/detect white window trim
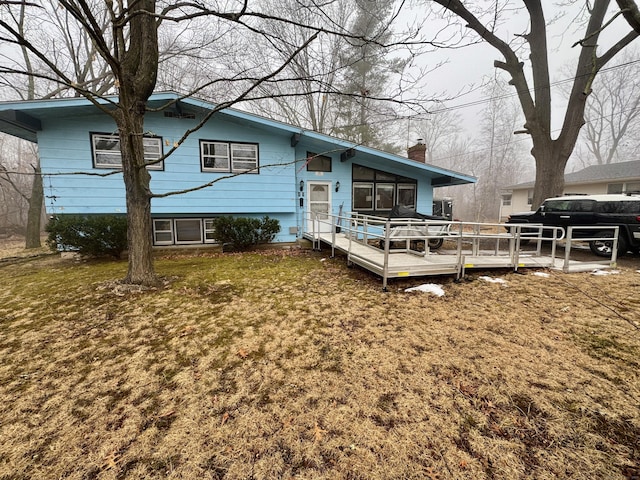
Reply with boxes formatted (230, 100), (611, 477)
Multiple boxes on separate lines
(153, 219), (174, 245)
(174, 219), (203, 245)
(201, 141), (230, 172)
(200, 140), (259, 173)
(92, 133), (163, 170)
(353, 182), (374, 211)
(230, 143), (259, 173)
(204, 219), (217, 243)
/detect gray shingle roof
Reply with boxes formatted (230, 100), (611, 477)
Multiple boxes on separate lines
(507, 160), (640, 189)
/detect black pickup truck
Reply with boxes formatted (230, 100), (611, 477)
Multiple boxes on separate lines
(506, 194), (640, 257)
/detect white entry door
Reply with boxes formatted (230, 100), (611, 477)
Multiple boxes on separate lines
(307, 181), (332, 235)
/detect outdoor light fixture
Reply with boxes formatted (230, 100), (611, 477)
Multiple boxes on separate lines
(299, 180), (304, 192)
(335, 181), (341, 192)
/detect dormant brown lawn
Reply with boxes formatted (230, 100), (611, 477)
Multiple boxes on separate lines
(0, 246), (639, 479)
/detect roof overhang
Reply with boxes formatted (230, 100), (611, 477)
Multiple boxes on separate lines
(0, 91), (477, 187)
(0, 109), (41, 142)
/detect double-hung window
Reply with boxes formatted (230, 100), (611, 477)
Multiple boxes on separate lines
(201, 142), (230, 171)
(201, 140), (259, 173)
(91, 133), (163, 170)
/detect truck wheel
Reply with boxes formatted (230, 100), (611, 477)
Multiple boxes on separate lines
(589, 231), (628, 257)
(428, 238), (444, 250)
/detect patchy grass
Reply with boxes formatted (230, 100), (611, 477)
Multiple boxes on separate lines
(0, 247), (639, 479)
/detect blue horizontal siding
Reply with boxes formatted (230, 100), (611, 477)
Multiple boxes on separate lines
(40, 111), (298, 215)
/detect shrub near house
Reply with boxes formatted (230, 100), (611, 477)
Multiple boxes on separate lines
(212, 216), (280, 251)
(45, 214), (281, 257)
(46, 215), (128, 258)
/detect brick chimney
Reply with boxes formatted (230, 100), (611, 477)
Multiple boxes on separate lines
(407, 139), (426, 163)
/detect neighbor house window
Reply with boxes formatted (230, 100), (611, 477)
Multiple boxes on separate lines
(626, 181), (640, 194)
(306, 152), (332, 172)
(502, 194), (512, 206)
(527, 189), (533, 205)
(607, 183), (623, 194)
(91, 133), (163, 169)
(153, 219), (173, 245)
(200, 140), (259, 173)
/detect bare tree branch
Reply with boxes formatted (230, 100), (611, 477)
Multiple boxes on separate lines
(616, 0), (640, 33)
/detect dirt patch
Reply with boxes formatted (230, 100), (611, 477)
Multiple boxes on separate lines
(0, 248), (639, 479)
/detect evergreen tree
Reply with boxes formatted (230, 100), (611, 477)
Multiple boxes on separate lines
(333, 0), (405, 152)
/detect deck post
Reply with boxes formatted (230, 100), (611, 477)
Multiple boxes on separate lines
(382, 219), (391, 291)
(331, 213), (336, 258)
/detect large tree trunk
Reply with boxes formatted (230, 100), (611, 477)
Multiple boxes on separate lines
(432, 0), (638, 211)
(531, 142), (568, 207)
(116, 106), (157, 286)
(24, 164), (43, 248)
(113, 0), (159, 285)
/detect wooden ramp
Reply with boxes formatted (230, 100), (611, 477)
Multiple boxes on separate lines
(304, 213), (616, 289)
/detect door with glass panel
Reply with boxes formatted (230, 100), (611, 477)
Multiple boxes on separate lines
(307, 182), (332, 235)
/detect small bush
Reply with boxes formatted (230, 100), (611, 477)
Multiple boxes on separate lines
(212, 216), (280, 251)
(46, 215), (128, 258)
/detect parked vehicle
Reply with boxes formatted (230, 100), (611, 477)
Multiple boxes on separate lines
(432, 197), (453, 220)
(383, 204), (450, 250)
(506, 194), (640, 257)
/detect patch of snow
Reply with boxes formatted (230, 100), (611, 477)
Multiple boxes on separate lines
(405, 284), (445, 296)
(320, 258), (327, 262)
(479, 276), (508, 284)
(533, 272), (550, 278)
(591, 269), (620, 276)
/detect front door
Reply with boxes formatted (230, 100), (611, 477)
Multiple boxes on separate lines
(307, 181), (332, 235)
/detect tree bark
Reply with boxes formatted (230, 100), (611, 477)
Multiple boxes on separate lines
(114, 0), (159, 285)
(617, 0), (640, 33)
(25, 164), (43, 248)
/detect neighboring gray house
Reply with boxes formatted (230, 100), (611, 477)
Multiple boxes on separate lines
(500, 160), (640, 220)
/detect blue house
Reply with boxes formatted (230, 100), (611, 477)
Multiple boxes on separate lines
(0, 92), (475, 246)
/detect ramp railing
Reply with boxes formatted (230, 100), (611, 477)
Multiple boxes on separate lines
(304, 211), (566, 288)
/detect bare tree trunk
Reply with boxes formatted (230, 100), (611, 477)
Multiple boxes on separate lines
(113, 0), (159, 285)
(532, 143), (567, 206)
(432, 0), (638, 210)
(116, 106), (156, 285)
(25, 164), (42, 248)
